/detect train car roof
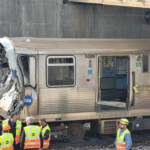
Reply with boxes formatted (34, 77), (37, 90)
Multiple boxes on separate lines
(10, 37), (150, 54)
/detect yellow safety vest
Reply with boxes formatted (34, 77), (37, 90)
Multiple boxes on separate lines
(41, 124), (51, 149)
(2, 119), (22, 144)
(116, 128), (131, 150)
(0, 133), (14, 150)
(24, 125), (41, 149)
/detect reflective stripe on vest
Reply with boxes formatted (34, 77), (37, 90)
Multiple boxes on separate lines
(2, 119), (9, 131)
(41, 124), (51, 149)
(0, 133), (14, 150)
(43, 139), (50, 149)
(2, 119), (22, 144)
(24, 125), (41, 149)
(116, 128), (130, 150)
(15, 120), (22, 144)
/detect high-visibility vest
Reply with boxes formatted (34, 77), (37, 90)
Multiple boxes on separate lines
(41, 124), (51, 149)
(116, 128), (131, 150)
(2, 119), (22, 145)
(0, 133), (14, 150)
(24, 125), (41, 149)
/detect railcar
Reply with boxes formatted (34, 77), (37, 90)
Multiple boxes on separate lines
(1, 38), (150, 138)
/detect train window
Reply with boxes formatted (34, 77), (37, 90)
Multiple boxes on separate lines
(102, 56), (115, 76)
(142, 55), (149, 72)
(47, 56), (75, 87)
(116, 56), (128, 74)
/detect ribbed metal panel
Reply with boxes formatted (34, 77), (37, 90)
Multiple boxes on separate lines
(39, 88), (95, 114)
(135, 91), (150, 108)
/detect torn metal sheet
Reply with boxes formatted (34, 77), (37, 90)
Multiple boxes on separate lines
(0, 37), (24, 117)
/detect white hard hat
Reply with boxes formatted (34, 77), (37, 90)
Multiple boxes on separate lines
(26, 116), (34, 123)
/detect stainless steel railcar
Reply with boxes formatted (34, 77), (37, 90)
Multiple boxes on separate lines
(1, 38), (150, 137)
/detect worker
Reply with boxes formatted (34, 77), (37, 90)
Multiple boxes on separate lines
(0, 124), (14, 150)
(0, 112), (22, 150)
(20, 116), (43, 150)
(115, 118), (132, 150)
(39, 118), (51, 150)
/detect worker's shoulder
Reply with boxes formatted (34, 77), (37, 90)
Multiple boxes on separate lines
(125, 128), (131, 133)
(2, 119), (9, 123)
(16, 120), (22, 123)
(24, 125), (40, 129)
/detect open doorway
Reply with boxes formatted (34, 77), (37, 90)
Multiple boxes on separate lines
(98, 56), (129, 111)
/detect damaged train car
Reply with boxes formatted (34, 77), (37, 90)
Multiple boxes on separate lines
(1, 37), (150, 138)
(0, 38), (23, 117)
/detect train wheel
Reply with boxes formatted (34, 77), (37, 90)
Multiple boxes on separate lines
(68, 122), (85, 141)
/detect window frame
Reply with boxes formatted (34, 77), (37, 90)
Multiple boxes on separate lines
(46, 56), (76, 88)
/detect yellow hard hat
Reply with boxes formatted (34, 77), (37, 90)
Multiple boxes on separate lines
(3, 124), (11, 131)
(120, 118), (129, 125)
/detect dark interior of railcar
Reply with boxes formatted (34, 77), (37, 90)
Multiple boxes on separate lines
(99, 56), (129, 111)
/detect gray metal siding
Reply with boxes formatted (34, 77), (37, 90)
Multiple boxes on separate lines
(39, 88), (95, 114)
(135, 91), (150, 108)
(131, 55), (150, 109)
(38, 54), (97, 115)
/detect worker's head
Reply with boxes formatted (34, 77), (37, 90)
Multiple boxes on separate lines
(10, 112), (21, 122)
(119, 118), (129, 129)
(3, 124), (11, 132)
(39, 118), (47, 126)
(26, 116), (34, 125)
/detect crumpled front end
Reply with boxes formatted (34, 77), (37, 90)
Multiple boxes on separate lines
(0, 37), (24, 117)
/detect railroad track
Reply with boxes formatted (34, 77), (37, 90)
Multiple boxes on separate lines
(50, 130), (150, 150)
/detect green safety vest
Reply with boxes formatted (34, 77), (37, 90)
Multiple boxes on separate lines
(41, 124), (51, 137)
(0, 133), (14, 150)
(41, 124), (51, 149)
(24, 125), (41, 149)
(2, 119), (22, 144)
(116, 128), (131, 150)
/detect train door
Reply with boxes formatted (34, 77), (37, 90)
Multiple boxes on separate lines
(98, 56), (130, 111)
